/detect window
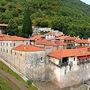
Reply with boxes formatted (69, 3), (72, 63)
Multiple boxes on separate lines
(62, 57), (68, 63)
(6, 49), (8, 53)
(1, 42), (2, 46)
(3, 49), (5, 52)
(40, 57), (44, 63)
(26, 42), (28, 45)
(20, 54), (22, 56)
(13, 43), (15, 46)
(11, 50), (12, 54)
(1, 48), (2, 52)
(6, 43), (8, 46)
(10, 43), (12, 47)
(15, 52), (16, 55)
(3, 43), (4, 46)
(41, 57), (42, 60)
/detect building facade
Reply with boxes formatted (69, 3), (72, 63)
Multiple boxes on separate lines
(48, 47), (90, 88)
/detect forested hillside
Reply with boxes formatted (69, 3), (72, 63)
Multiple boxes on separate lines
(0, 0), (90, 38)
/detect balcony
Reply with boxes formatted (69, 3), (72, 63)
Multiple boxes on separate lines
(78, 60), (90, 65)
(50, 60), (68, 68)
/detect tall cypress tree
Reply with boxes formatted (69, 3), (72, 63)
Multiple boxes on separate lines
(22, 6), (32, 38)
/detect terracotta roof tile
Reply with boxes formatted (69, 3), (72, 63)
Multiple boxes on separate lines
(0, 34), (28, 41)
(56, 35), (69, 40)
(56, 35), (75, 41)
(48, 47), (90, 59)
(64, 36), (75, 41)
(13, 44), (44, 52)
(36, 39), (67, 46)
(75, 39), (90, 44)
(29, 35), (44, 41)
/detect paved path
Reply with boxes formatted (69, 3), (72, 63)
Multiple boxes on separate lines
(0, 69), (28, 90)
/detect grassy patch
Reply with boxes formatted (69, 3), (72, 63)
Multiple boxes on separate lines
(0, 61), (38, 90)
(0, 61), (24, 82)
(0, 76), (13, 90)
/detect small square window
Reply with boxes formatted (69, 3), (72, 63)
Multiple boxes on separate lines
(1, 48), (2, 51)
(6, 43), (8, 46)
(10, 43), (12, 47)
(20, 54), (22, 56)
(26, 42), (28, 45)
(11, 50), (12, 54)
(15, 52), (16, 55)
(6, 49), (8, 53)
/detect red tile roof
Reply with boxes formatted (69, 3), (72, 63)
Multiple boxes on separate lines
(0, 34), (28, 41)
(13, 44), (44, 52)
(36, 39), (67, 46)
(75, 39), (90, 44)
(56, 35), (75, 41)
(64, 36), (75, 41)
(56, 35), (69, 40)
(29, 35), (44, 41)
(48, 47), (90, 59)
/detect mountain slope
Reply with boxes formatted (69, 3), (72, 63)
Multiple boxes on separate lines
(0, 0), (90, 38)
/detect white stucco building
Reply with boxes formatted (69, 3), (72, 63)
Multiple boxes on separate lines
(0, 34), (30, 60)
(48, 47), (90, 88)
(12, 44), (46, 80)
(1, 33), (90, 88)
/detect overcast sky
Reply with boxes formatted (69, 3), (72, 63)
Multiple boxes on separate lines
(80, 0), (90, 5)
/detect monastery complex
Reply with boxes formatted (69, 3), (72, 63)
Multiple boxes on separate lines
(0, 30), (90, 88)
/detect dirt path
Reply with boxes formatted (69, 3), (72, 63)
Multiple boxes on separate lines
(0, 69), (28, 90)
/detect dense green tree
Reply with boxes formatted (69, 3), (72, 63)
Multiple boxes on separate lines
(22, 6), (32, 37)
(7, 19), (18, 35)
(39, 20), (48, 27)
(0, 0), (90, 38)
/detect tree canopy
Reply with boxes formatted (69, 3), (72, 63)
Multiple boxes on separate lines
(0, 0), (90, 38)
(22, 6), (32, 38)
